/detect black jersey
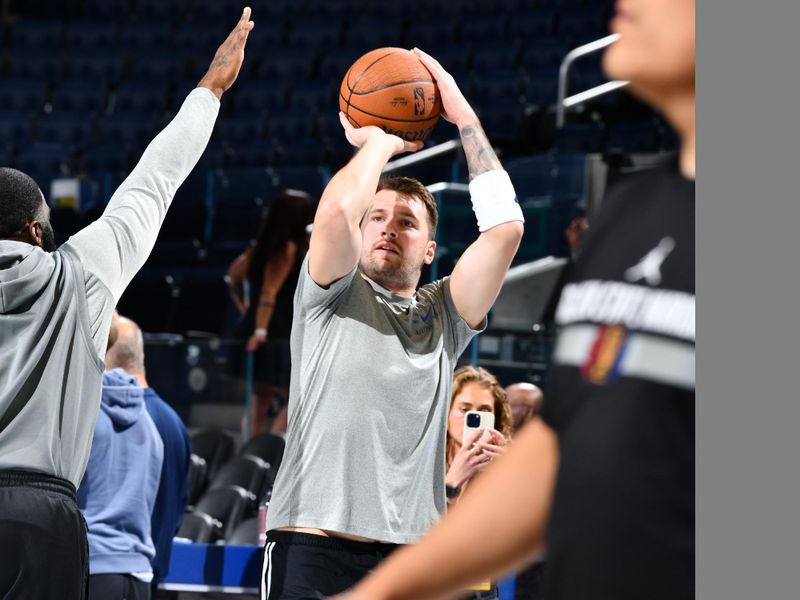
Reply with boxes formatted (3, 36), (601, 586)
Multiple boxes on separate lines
(541, 156), (695, 600)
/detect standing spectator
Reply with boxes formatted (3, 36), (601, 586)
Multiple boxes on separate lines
(226, 190), (314, 436)
(0, 10), (253, 598)
(78, 367), (164, 600)
(105, 313), (191, 588)
(338, 0), (696, 598)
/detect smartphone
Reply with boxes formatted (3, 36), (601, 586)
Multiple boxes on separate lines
(462, 410), (495, 447)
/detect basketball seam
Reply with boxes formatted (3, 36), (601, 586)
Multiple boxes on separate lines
(346, 79), (436, 95)
(345, 50), (397, 123)
(338, 91), (439, 124)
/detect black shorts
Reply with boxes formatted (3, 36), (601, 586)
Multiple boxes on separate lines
(0, 470), (89, 600)
(261, 531), (400, 600)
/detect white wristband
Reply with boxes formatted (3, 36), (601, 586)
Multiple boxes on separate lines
(254, 328), (267, 336)
(469, 170), (525, 232)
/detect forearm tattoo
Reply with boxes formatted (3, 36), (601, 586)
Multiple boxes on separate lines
(459, 122), (502, 181)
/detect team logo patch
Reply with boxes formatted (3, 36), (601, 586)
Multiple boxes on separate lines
(580, 324), (630, 385)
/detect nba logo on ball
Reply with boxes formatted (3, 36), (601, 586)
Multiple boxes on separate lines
(413, 88), (425, 116)
(340, 48), (442, 141)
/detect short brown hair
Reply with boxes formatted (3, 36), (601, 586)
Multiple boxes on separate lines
(376, 175), (438, 239)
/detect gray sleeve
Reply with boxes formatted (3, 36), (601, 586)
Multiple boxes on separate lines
(295, 252), (358, 317)
(428, 277), (487, 358)
(63, 87), (220, 354)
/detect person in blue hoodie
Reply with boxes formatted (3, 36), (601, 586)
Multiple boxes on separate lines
(77, 367), (164, 600)
(105, 313), (191, 588)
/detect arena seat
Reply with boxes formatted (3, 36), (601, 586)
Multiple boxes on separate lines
(191, 429), (237, 483)
(194, 485), (250, 542)
(208, 455), (271, 503)
(226, 517), (260, 546)
(187, 453), (209, 509)
(175, 511), (220, 544)
(239, 432), (285, 473)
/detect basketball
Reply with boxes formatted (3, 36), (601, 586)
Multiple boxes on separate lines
(339, 47), (442, 142)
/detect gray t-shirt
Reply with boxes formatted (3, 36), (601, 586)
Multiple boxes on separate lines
(265, 255), (484, 543)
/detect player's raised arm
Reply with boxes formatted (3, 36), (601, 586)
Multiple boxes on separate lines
(308, 115), (421, 288)
(412, 48), (524, 330)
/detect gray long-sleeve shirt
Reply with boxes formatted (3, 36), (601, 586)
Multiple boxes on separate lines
(0, 87), (219, 486)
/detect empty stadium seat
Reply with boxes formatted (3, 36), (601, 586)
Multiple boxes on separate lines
(194, 485), (250, 542)
(191, 429), (237, 482)
(175, 511), (220, 543)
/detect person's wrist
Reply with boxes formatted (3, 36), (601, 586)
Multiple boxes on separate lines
(197, 76), (224, 100)
(254, 328), (267, 336)
(454, 111), (479, 130)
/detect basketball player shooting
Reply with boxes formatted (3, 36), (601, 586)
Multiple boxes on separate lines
(259, 49), (525, 599)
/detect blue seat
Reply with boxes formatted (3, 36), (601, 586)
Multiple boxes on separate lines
(224, 140), (274, 168)
(96, 112), (155, 146)
(472, 40), (522, 72)
(133, 0), (186, 21)
(126, 54), (187, 83)
(285, 20), (343, 50)
(268, 165), (327, 200)
(555, 123), (604, 153)
(49, 81), (108, 113)
(475, 102), (525, 145)
(525, 68), (559, 106)
(460, 15), (507, 41)
(343, 17), (404, 50)
(174, 24), (226, 58)
(8, 19), (63, 49)
(36, 111), (96, 149)
(68, 52), (125, 85)
(288, 82), (335, 115)
(79, 142), (130, 174)
(556, 7), (611, 41)
(13, 142), (72, 186)
(267, 109), (315, 140)
(606, 122), (661, 153)
(520, 37), (567, 70)
(0, 80), (50, 112)
(111, 83), (168, 114)
(509, 12), (556, 39)
(254, 51), (315, 81)
(63, 20), (118, 52)
(81, 0), (130, 20)
(118, 21), (172, 48)
(6, 53), (65, 81)
(405, 21), (459, 48)
(231, 82), (288, 114)
(216, 112), (267, 143)
(317, 49), (362, 82)
(0, 111), (35, 146)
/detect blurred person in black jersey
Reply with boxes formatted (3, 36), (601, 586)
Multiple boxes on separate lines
(339, 0), (695, 599)
(0, 9), (254, 599)
(226, 189), (314, 436)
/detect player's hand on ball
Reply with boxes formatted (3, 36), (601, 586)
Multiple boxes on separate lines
(412, 47), (477, 128)
(338, 112), (423, 156)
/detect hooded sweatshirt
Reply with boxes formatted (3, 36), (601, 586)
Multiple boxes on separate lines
(0, 87), (219, 487)
(77, 369), (164, 576)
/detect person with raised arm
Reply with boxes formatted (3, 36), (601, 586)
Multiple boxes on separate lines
(0, 8), (254, 598)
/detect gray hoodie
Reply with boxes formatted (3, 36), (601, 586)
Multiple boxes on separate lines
(0, 87), (219, 486)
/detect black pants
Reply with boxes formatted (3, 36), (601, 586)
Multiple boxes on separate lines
(89, 574), (150, 600)
(0, 470), (89, 600)
(261, 531), (400, 600)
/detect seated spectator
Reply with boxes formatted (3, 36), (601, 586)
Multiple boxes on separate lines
(445, 366), (513, 600)
(505, 382), (544, 433)
(105, 313), (191, 589)
(78, 330), (164, 600)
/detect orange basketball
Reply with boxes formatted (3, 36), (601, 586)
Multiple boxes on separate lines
(339, 48), (442, 142)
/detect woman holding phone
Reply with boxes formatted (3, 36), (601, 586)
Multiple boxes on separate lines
(445, 366), (513, 505)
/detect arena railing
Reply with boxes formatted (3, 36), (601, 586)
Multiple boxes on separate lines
(557, 33), (630, 128)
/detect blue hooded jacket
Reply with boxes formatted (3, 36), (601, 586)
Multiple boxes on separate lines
(77, 369), (164, 575)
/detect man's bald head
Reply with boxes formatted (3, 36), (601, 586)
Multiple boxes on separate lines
(105, 314), (145, 379)
(505, 382), (544, 432)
